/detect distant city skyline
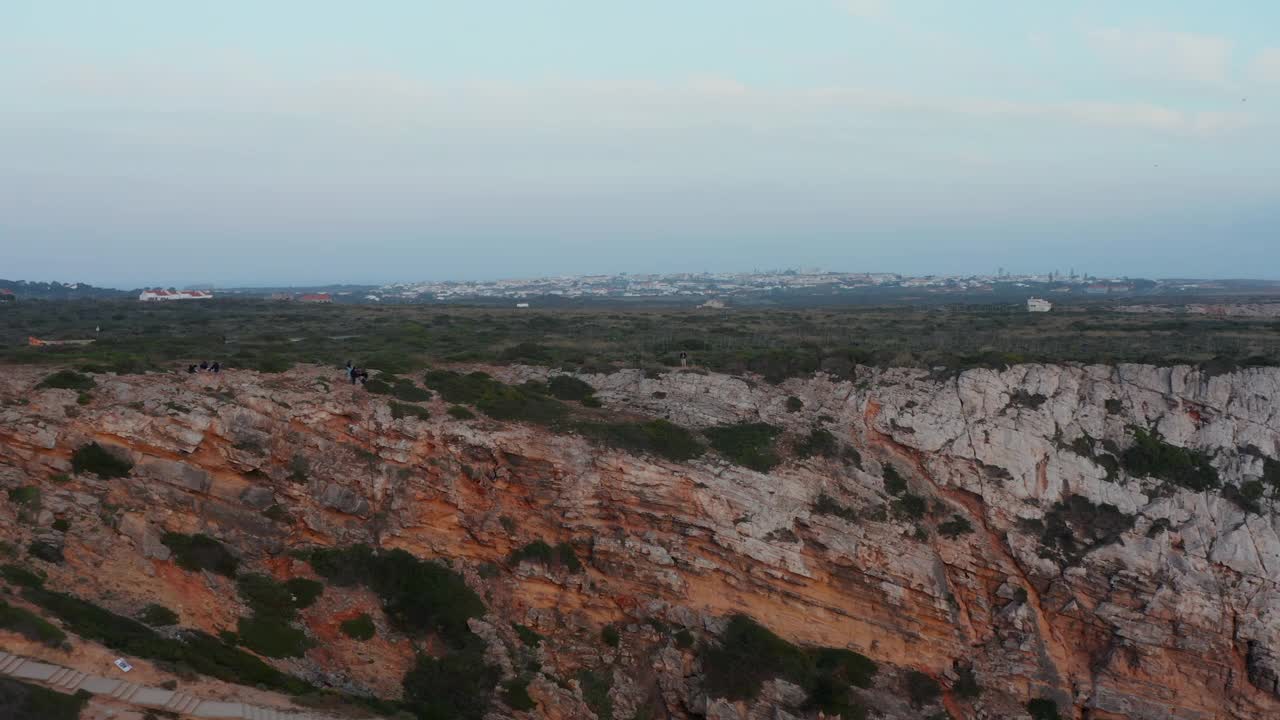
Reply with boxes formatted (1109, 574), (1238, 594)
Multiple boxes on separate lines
(3, 1), (1278, 286)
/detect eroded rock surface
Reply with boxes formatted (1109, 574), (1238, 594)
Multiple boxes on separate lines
(1, 362), (1278, 719)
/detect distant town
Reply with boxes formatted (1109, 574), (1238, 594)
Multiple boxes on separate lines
(2, 270), (1279, 307)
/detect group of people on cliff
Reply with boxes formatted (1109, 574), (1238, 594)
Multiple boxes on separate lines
(187, 360), (221, 374)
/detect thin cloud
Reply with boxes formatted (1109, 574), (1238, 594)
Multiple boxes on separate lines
(1254, 48), (1280, 84)
(1086, 27), (1233, 86)
(834, 0), (887, 19)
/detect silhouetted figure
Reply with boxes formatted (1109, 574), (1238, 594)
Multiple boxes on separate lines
(679, 351), (688, 368)
(188, 364), (197, 374)
(211, 362), (221, 373)
(200, 361), (209, 371)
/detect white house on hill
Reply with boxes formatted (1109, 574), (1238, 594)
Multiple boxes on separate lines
(1026, 297), (1052, 312)
(139, 289), (213, 302)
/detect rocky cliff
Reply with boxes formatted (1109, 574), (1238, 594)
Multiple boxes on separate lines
(1, 362), (1278, 720)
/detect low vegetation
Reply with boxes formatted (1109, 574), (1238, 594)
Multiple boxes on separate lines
(390, 402), (431, 420)
(0, 599), (67, 646)
(402, 636), (499, 720)
(1027, 698), (1062, 720)
(794, 428), (839, 459)
(937, 515), (975, 539)
(70, 442), (133, 479)
(705, 422), (782, 471)
(305, 545), (485, 647)
(811, 493), (858, 523)
(36, 369), (96, 391)
(577, 669), (614, 720)
(501, 678), (536, 711)
(547, 375), (597, 402)
(1029, 494), (1135, 564)
(507, 540), (583, 573)
(905, 670), (941, 707)
(161, 533), (239, 577)
(1121, 427), (1219, 491)
(340, 613), (376, 640)
(0, 677), (90, 720)
(138, 604), (179, 626)
(702, 614), (876, 718)
(20, 587), (311, 694)
(573, 419), (703, 462)
(366, 375), (433, 402)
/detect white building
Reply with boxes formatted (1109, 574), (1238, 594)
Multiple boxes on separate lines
(1026, 297), (1053, 313)
(139, 289), (213, 302)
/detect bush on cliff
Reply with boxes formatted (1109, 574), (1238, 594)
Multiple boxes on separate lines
(547, 375), (596, 402)
(306, 545), (484, 648)
(20, 587), (311, 694)
(0, 677), (90, 720)
(705, 423), (781, 472)
(1121, 427), (1219, 491)
(507, 540), (583, 573)
(0, 599), (67, 646)
(340, 613), (376, 640)
(701, 614), (875, 717)
(574, 419), (704, 462)
(70, 442), (133, 479)
(36, 370), (96, 391)
(161, 533), (239, 577)
(402, 636), (499, 720)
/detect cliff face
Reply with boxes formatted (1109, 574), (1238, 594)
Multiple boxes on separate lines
(1, 362), (1279, 720)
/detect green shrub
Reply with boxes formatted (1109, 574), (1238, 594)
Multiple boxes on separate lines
(581, 395), (603, 408)
(499, 342), (553, 364)
(882, 465), (906, 495)
(502, 678), (536, 711)
(402, 639), (500, 720)
(906, 670), (941, 707)
(37, 370), (96, 391)
(1121, 427), (1219, 491)
(577, 669), (614, 720)
(548, 375), (596, 402)
(1007, 390), (1047, 409)
(23, 586), (314, 691)
(307, 545), (485, 647)
(7, 486), (39, 506)
(236, 614), (312, 658)
(1027, 698), (1062, 720)
(812, 494), (858, 523)
(1105, 398), (1123, 414)
(843, 446), (863, 469)
(953, 664), (981, 699)
(893, 493), (927, 520)
(702, 614), (876, 714)
(513, 623), (543, 647)
(390, 402), (430, 420)
(51, 518), (69, 532)
(162, 533), (238, 577)
(71, 442), (133, 479)
(139, 604), (179, 626)
(575, 419), (704, 462)
(447, 405), (476, 420)
(285, 578), (324, 609)
(1036, 495), (1135, 564)
(237, 574), (299, 620)
(0, 677), (90, 720)
(1, 564), (45, 588)
(705, 423), (782, 472)
(675, 628), (694, 648)
(795, 428), (838, 459)
(601, 625), (620, 647)
(508, 541), (583, 573)
(0, 599), (67, 646)
(937, 515), (974, 539)
(27, 541), (63, 563)
(337, 613), (375, 640)
(369, 376), (433, 403)
(786, 396), (804, 412)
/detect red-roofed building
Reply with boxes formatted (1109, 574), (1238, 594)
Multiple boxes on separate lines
(298, 293), (333, 303)
(0, 289), (14, 303)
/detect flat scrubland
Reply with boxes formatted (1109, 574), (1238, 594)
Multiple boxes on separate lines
(3, 299), (1278, 380)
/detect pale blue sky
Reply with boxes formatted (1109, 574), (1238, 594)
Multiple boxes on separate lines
(1, 1), (1277, 286)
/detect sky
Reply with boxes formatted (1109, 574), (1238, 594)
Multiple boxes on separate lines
(1, 0), (1278, 287)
